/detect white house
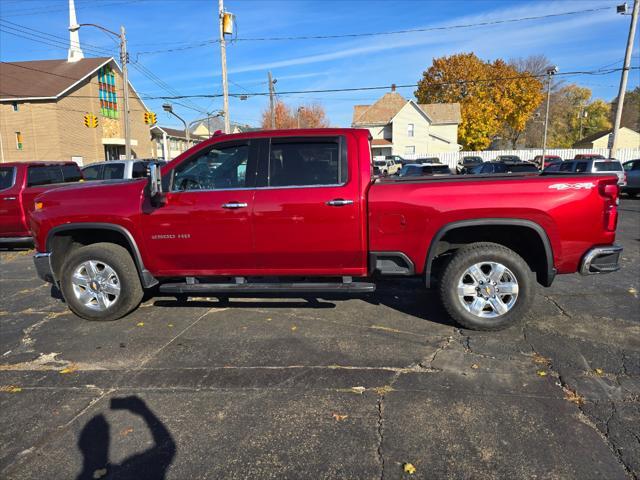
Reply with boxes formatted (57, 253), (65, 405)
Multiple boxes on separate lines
(351, 88), (461, 158)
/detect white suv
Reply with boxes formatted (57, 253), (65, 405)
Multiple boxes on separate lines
(82, 160), (166, 181)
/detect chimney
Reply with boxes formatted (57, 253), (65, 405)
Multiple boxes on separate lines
(67, 0), (84, 62)
(391, 84), (396, 92)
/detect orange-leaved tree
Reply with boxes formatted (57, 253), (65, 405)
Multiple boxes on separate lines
(260, 101), (330, 129)
(414, 53), (543, 150)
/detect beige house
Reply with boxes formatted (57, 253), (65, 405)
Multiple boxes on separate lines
(151, 125), (208, 160)
(351, 88), (461, 158)
(0, 57), (154, 164)
(573, 127), (640, 149)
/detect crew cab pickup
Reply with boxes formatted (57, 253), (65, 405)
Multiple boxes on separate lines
(1, 162), (82, 246)
(30, 129), (623, 330)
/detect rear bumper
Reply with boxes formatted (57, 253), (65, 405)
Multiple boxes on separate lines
(580, 245), (623, 275)
(34, 252), (55, 284)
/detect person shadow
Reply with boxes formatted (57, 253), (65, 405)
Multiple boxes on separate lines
(76, 396), (176, 480)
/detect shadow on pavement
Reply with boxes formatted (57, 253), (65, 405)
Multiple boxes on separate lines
(152, 278), (457, 328)
(77, 396), (175, 480)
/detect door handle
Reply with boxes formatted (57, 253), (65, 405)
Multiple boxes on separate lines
(2, 197), (16, 201)
(222, 202), (248, 209)
(326, 199), (354, 207)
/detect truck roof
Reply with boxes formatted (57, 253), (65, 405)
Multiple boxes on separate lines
(1, 161), (79, 168)
(196, 127), (371, 143)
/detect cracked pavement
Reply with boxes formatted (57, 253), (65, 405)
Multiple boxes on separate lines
(0, 198), (638, 479)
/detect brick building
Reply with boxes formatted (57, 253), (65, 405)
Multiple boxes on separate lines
(0, 57), (155, 165)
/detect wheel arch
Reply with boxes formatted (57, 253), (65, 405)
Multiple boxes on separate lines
(46, 223), (158, 288)
(424, 219), (556, 288)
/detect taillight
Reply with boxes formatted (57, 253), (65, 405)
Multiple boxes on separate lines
(599, 181), (619, 231)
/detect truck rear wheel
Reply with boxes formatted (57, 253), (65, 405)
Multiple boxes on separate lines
(438, 242), (534, 331)
(60, 242), (143, 321)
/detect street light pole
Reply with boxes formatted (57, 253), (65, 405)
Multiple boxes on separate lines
(610, 0), (639, 158)
(120, 26), (131, 160)
(219, 0), (231, 134)
(541, 66), (558, 161)
(163, 103), (190, 149)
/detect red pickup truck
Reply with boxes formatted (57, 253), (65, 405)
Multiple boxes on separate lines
(30, 129), (622, 330)
(0, 162), (83, 246)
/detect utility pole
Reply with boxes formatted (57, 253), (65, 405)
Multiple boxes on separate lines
(541, 65), (558, 161)
(610, 0), (639, 158)
(120, 25), (131, 160)
(219, 0), (230, 134)
(268, 71), (276, 129)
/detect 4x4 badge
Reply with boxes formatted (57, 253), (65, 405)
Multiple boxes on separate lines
(548, 182), (595, 190)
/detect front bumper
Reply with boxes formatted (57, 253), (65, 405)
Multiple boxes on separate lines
(580, 245), (623, 275)
(33, 252), (55, 284)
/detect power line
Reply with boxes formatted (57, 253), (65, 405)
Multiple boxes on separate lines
(134, 5), (614, 55)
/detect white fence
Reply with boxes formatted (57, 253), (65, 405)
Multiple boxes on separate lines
(397, 148), (640, 169)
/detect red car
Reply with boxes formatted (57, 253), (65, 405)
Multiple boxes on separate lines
(533, 155), (562, 170)
(0, 162), (83, 247)
(30, 129), (622, 331)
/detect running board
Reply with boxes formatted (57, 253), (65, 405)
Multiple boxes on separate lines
(159, 281), (376, 295)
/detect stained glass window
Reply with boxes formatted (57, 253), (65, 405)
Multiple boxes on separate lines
(98, 66), (118, 118)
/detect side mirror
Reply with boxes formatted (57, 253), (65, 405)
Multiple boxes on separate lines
(148, 163), (166, 206)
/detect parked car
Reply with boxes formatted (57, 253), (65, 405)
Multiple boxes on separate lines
(543, 159), (626, 186)
(1, 162), (83, 247)
(494, 155), (522, 163)
(456, 156), (483, 174)
(416, 157), (441, 164)
(82, 160), (166, 181)
(397, 163), (451, 177)
(533, 155), (562, 170)
(470, 162), (539, 175)
(31, 128), (622, 331)
(622, 159), (640, 197)
(574, 153), (605, 160)
(385, 155), (408, 166)
(373, 159), (400, 176)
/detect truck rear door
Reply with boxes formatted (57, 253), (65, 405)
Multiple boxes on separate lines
(251, 135), (367, 276)
(0, 166), (23, 236)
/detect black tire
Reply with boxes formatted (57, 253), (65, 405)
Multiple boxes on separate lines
(438, 242), (535, 331)
(60, 242), (144, 321)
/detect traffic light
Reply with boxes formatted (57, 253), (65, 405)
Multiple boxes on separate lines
(83, 113), (98, 128)
(144, 111), (157, 125)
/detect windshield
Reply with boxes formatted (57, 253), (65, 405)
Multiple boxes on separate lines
(0, 167), (15, 190)
(430, 165), (450, 174)
(594, 161), (622, 172)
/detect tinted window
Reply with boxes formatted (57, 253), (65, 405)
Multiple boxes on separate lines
(560, 162), (574, 172)
(575, 162), (589, 173)
(132, 161), (148, 178)
(61, 164), (82, 182)
(82, 165), (102, 180)
(27, 166), (64, 186)
(429, 165), (451, 174)
(594, 162), (622, 172)
(102, 163), (125, 179)
(173, 143), (249, 191)
(0, 167), (15, 190)
(269, 140), (344, 187)
(508, 164), (538, 173)
(493, 164), (509, 173)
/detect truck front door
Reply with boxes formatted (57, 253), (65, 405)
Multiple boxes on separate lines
(141, 140), (257, 275)
(251, 135), (367, 276)
(0, 167), (23, 236)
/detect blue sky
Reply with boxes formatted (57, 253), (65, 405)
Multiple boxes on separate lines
(1, 0), (638, 129)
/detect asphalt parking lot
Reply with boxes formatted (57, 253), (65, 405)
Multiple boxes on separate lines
(1, 199), (638, 480)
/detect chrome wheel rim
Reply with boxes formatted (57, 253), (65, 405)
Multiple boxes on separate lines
(457, 261), (519, 318)
(71, 260), (121, 311)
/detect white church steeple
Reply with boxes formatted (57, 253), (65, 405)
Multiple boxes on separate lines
(67, 0), (84, 62)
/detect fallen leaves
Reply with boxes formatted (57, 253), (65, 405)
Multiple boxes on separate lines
(59, 364), (78, 374)
(291, 325), (297, 331)
(93, 467), (108, 479)
(120, 427), (134, 437)
(532, 353), (551, 366)
(332, 413), (348, 422)
(536, 370), (547, 377)
(563, 387), (585, 406)
(136, 322), (145, 327)
(337, 386), (366, 395)
(372, 385), (395, 395)
(403, 462), (417, 474)
(470, 363), (480, 369)
(0, 385), (22, 393)
(168, 323), (174, 328)
(593, 368), (605, 377)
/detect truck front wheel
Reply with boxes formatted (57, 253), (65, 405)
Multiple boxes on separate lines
(438, 242), (534, 331)
(60, 242), (144, 321)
